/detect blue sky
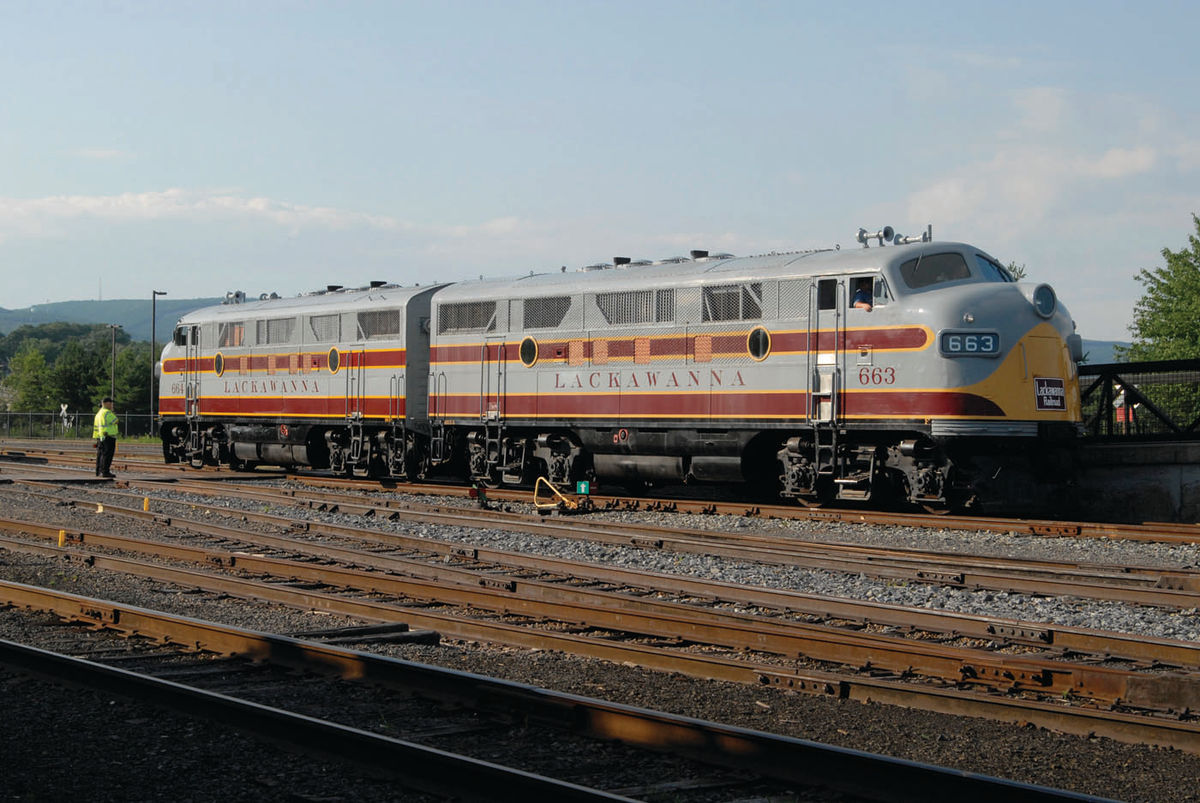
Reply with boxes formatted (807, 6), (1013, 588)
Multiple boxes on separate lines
(2, 1), (1198, 340)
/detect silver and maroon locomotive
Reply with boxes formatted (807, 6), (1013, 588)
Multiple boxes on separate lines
(160, 228), (1083, 510)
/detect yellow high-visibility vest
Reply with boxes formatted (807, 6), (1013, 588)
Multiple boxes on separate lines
(92, 407), (119, 439)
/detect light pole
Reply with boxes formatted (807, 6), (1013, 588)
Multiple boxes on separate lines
(109, 324), (121, 401)
(151, 290), (167, 431)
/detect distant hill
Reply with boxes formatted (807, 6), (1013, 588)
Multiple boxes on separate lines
(1081, 339), (1129, 365)
(0, 298), (222, 344)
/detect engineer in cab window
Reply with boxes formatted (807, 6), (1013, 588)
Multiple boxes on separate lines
(852, 278), (873, 311)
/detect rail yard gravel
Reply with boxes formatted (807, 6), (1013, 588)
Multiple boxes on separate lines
(2, 481), (1200, 801)
(159, 481), (1200, 643)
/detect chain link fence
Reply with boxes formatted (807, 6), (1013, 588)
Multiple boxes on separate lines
(0, 412), (159, 440)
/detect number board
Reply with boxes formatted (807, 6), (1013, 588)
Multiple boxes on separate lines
(939, 330), (1001, 357)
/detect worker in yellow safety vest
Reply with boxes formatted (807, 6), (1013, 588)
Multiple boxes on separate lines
(92, 396), (119, 478)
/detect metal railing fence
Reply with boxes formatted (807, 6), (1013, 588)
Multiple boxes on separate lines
(1078, 359), (1200, 440)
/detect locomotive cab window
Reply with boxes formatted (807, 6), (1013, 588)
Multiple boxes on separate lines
(850, 276), (885, 310)
(173, 326), (188, 346)
(899, 252), (971, 289)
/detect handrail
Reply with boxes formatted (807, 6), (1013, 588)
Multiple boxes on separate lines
(1077, 358), (1200, 439)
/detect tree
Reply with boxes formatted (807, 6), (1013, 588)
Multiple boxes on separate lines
(113, 342), (151, 414)
(1111, 215), (1200, 434)
(0, 322), (113, 368)
(1117, 214), (1200, 361)
(2, 343), (52, 412)
(49, 340), (105, 416)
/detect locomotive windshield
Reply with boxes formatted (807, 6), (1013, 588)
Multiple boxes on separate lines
(898, 252), (972, 289)
(974, 254), (1016, 283)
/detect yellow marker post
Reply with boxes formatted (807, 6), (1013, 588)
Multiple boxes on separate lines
(143, 497), (150, 512)
(58, 530), (65, 547)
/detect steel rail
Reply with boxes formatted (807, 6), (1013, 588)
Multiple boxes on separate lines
(2, 534), (1199, 760)
(5, 503), (1200, 717)
(0, 640), (632, 802)
(111, 476), (1200, 608)
(0, 580), (1104, 803)
(5, 444), (1198, 543)
(285, 473), (1200, 544)
(17, 483), (1200, 678)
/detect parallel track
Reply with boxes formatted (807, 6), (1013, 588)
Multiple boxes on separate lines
(2, 442), (1197, 544)
(3, 480), (1200, 756)
(2, 580), (1105, 802)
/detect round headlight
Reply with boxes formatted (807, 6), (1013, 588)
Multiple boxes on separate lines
(1033, 284), (1056, 318)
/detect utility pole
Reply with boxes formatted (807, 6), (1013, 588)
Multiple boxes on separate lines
(109, 324), (121, 401)
(151, 290), (167, 432)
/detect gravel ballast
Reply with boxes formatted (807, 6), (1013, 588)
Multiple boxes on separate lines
(2, 480), (1199, 801)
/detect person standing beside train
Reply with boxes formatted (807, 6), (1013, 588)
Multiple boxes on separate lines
(92, 396), (119, 479)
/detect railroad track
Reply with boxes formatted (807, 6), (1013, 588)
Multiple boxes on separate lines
(3, 480), (1200, 759)
(116, 476), (1200, 609)
(0, 583), (1104, 802)
(1, 582), (843, 802)
(2, 442), (1198, 545)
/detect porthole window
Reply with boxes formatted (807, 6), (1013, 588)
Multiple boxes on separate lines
(1033, 284), (1057, 318)
(327, 347), (341, 374)
(214, 352), (225, 377)
(747, 327), (771, 361)
(519, 336), (538, 367)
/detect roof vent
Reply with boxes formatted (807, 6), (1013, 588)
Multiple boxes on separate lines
(369, 280), (387, 288)
(326, 285), (344, 293)
(690, 249), (709, 260)
(613, 256), (631, 266)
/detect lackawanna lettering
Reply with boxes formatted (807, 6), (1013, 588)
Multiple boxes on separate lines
(223, 379), (324, 394)
(1034, 377), (1066, 411)
(554, 369), (747, 390)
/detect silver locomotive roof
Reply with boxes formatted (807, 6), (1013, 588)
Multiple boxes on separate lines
(432, 241), (996, 304)
(175, 283), (447, 325)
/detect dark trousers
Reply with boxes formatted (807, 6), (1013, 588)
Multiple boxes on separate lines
(96, 436), (116, 476)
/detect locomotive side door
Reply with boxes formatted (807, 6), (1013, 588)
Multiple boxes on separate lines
(480, 336), (505, 423)
(184, 324), (201, 419)
(344, 343), (367, 421)
(808, 278), (844, 424)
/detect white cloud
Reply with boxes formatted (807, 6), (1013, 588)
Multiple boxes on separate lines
(906, 146), (1067, 228)
(1076, 146), (1156, 179)
(906, 88), (1171, 236)
(1011, 87), (1068, 134)
(1173, 140), (1200, 171)
(0, 188), (527, 241)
